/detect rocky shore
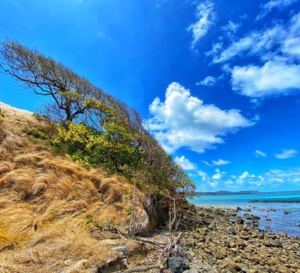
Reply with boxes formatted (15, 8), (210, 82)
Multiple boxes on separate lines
(177, 204), (300, 273)
(121, 204), (300, 273)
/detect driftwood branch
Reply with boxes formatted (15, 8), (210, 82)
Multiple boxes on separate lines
(134, 236), (165, 246)
(114, 264), (162, 273)
(158, 232), (183, 262)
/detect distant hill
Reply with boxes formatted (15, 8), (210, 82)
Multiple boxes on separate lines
(195, 190), (300, 196)
(195, 190), (261, 195)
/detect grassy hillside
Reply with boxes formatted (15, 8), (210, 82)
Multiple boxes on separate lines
(0, 102), (150, 273)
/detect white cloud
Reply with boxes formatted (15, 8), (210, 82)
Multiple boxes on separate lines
(206, 11), (300, 100)
(275, 149), (298, 159)
(197, 167), (300, 191)
(221, 20), (240, 40)
(256, 0), (297, 20)
(187, 0), (216, 48)
(211, 24), (284, 64)
(282, 12), (300, 58)
(147, 82), (254, 153)
(196, 76), (216, 86)
(212, 169), (225, 180)
(231, 60), (300, 98)
(212, 159), (230, 166)
(255, 150), (267, 157)
(174, 155), (197, 170)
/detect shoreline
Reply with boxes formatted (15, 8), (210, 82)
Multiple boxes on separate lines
(177, 204), (300, 272)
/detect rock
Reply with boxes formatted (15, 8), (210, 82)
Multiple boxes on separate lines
(184, 260), (218, 273)
(166, 257), (189, 273)
(232, 256), (242, 263)
(228, 262), (241, 272)
(248, 255), (261, 263)
(236, 217), (245, 224)
(266, 258), (277, 266)
(112, 246), (127, 256)
(265, 239), (282, 248)
(227, 227), (237, 235)
(277, 265), (291, 273)
(284, 210), (291, 214)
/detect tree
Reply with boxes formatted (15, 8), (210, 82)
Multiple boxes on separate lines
(0, 39), (196, 224)
(0, 39), (101, 124)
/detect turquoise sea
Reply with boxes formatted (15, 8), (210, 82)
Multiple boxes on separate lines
(190, 192), (300, 238)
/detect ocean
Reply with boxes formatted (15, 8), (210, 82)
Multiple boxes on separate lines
(189, 192), (300, 238)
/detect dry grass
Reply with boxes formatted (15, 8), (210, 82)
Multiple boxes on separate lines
(0, 102), (150, 272)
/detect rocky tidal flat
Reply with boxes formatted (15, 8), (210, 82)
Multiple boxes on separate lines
(175, 204), (300, 273)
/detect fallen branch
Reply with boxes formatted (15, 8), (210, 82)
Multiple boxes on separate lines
(158, 232), (183, 261)
(114, 264), (162, 273)
(134, 236), (165, 246)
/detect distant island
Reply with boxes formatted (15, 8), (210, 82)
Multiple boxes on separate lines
(194, 190), (300, 196)
(194, 190), (261, 196)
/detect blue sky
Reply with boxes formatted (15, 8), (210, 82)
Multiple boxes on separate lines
(0, 0), (300, 192)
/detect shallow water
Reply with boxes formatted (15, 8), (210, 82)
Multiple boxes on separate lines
(189, 192), (300, 237)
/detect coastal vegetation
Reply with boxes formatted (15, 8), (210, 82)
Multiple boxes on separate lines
(0, 40), (195, 272)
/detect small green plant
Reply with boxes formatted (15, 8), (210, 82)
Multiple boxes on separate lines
(85, 216), (93, 227)
(126, 207), (133, 216)
(123, 189), (132, 200)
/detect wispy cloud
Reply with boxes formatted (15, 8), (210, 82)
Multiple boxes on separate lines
(187, 0), (216, 48)
(202, 159), (230, 166)
(147, 82), (254, 153)
(210, 24), (284, 64)
(212, 159), (230, 166)
(256, 0), (298, 20)
(207, 11), (300, 99)
(221, 20), (240, 40)
(275, 149), (298, 159)
(196, 76), (216, 86)
(174, 155), (197, 170)
(255, 150), (267, 157)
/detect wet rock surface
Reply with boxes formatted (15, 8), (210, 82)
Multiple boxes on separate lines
(113, 204), (300, 273)
(177, 204), (300, 273)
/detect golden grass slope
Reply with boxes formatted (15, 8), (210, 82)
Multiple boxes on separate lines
(0, 102), (149, 273)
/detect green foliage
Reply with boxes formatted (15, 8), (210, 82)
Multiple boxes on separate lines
(52, 122), (144, 174)
(85, 216), (93, 227)
(126, 207), (133, 215)
(0, 39), (196, 202)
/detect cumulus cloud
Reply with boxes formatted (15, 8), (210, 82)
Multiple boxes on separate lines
(275, 149), (298, 159)
(174, 155), (197, 170)
(196, 76), (216, 86)
(206, 10), (300, 99)
(147, 82), (254, 153)
(187, 0), (216, 48)
(256, 0), (298, 20)
(255, 150), (267, 157)
(197, 167), (300, 191)
(231, 60), (300, 98)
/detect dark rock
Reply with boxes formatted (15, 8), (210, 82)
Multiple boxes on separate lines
(236, 217), (244, 224)
(166, 257), (189, 273)
(227, 227), (237, 235)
